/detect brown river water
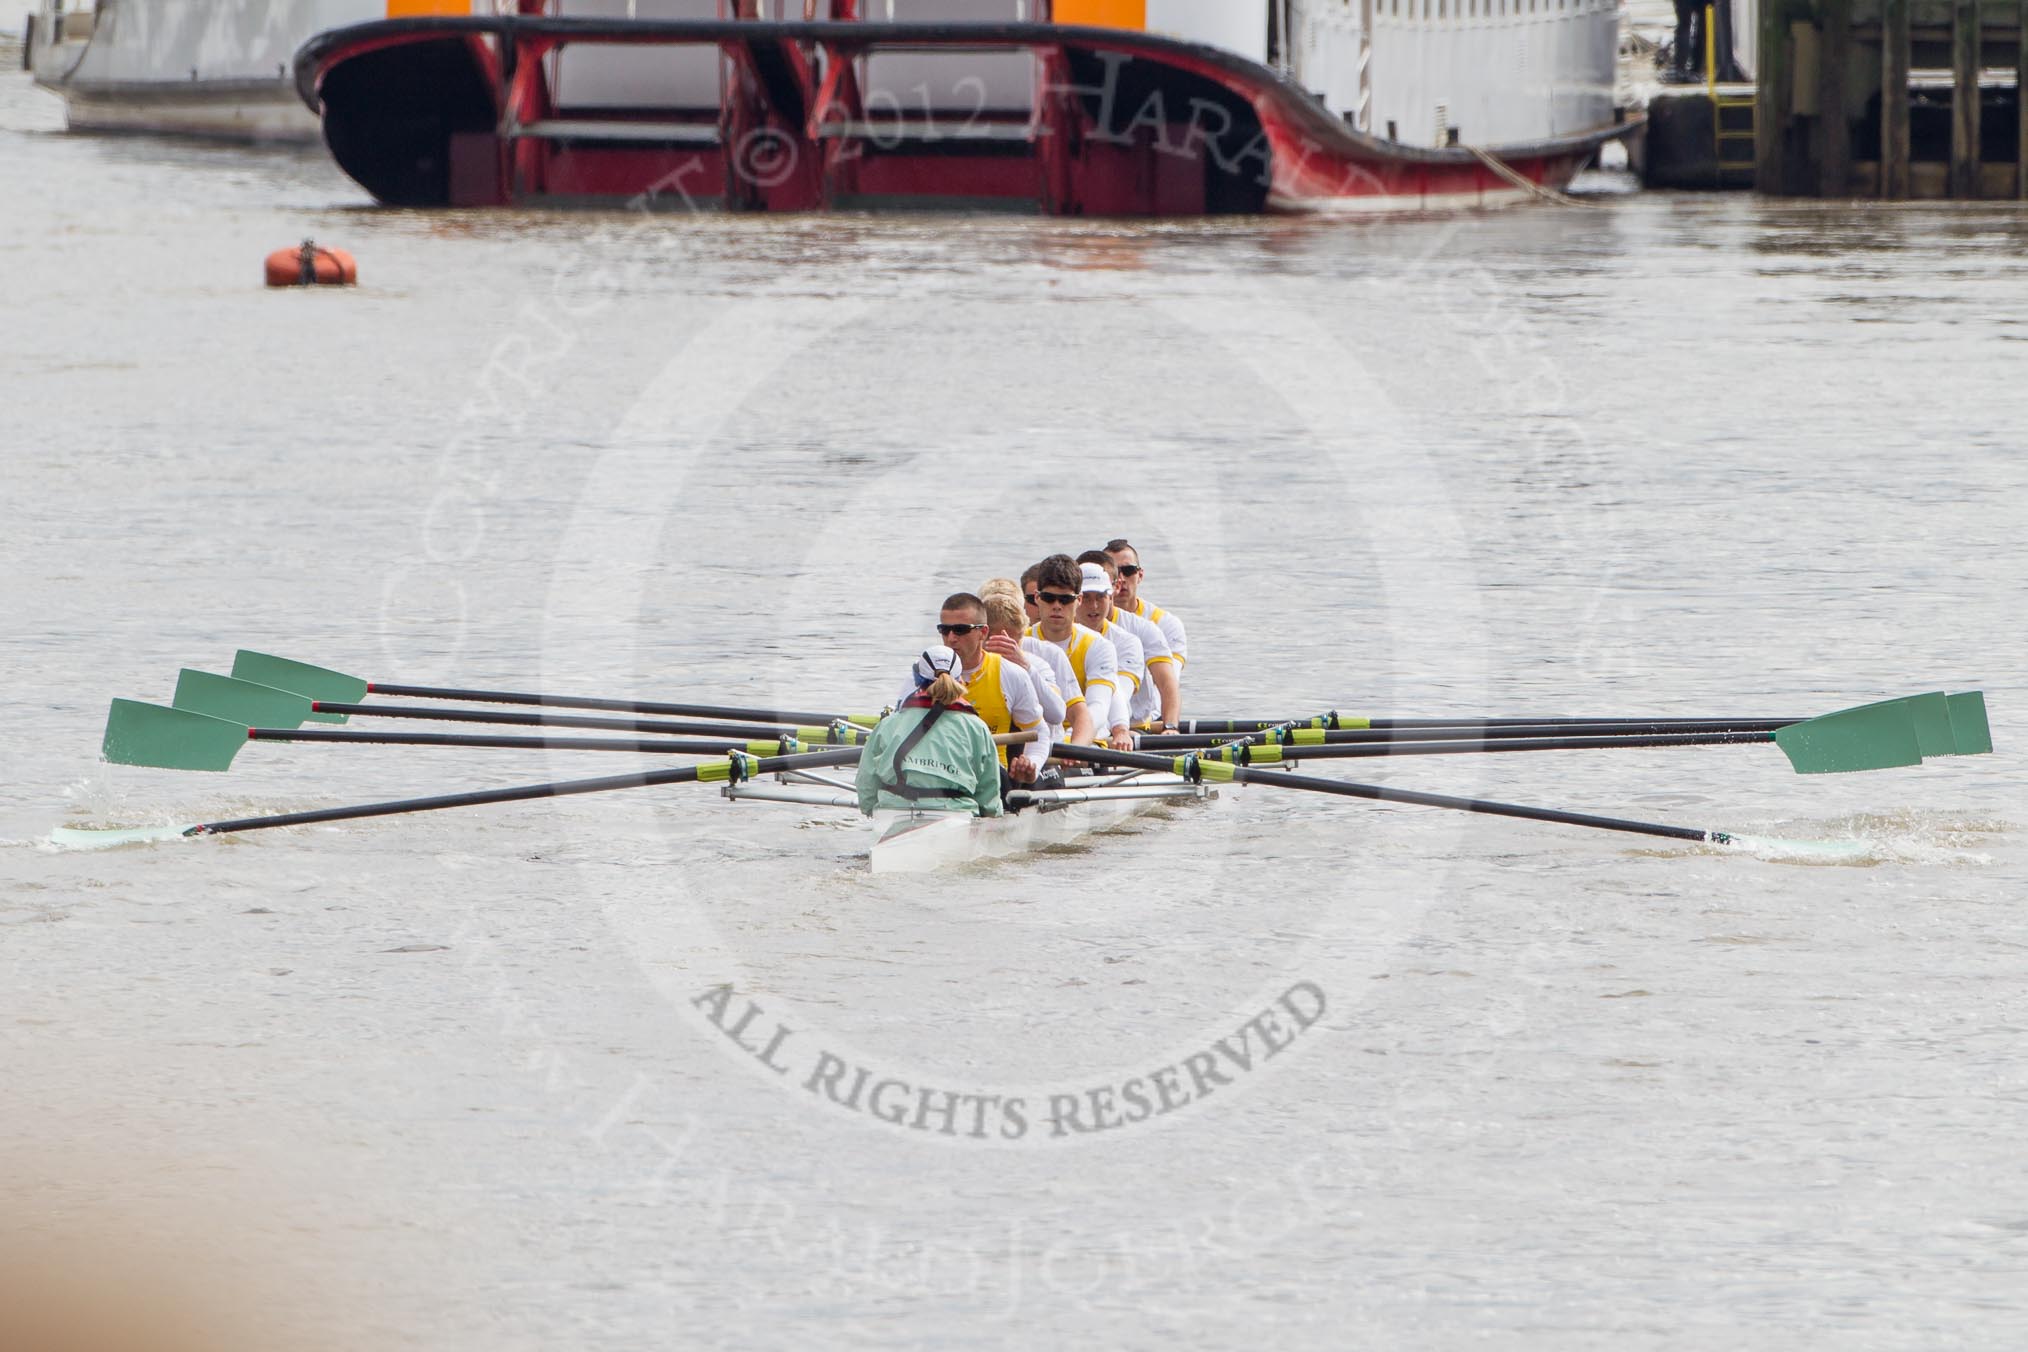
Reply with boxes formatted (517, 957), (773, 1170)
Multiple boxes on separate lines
(3, 62), (2026, 1351)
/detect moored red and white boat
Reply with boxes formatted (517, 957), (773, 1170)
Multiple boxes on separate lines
(23, 0), (482, 142)
(293, 0), (1635, 213)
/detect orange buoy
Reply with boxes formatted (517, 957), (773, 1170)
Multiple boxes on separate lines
(265, 239), (357, 288)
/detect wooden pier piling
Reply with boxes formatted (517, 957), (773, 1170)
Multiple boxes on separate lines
(1952, 0), (1982, 197)
(2018, 0), (2028, 195)
(1882, 0), (1911, 196)
(1819, 0), (1854, 193)
(1755, 0), (2028, 197)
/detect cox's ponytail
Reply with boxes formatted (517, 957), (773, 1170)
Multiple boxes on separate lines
(924, 671), (966, 706)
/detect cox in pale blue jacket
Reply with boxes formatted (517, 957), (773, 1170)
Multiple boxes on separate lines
(856, 691), (1003, 818)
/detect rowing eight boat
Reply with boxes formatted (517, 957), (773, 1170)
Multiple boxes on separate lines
(58, 654), (1990, 865)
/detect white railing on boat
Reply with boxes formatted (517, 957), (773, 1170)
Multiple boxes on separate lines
(722, 784), (859, 808)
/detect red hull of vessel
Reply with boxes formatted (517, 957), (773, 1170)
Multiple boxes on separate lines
(296, 16), (1634, 216)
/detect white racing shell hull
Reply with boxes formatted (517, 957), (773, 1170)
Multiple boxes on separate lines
(868, 773), (1207, 873)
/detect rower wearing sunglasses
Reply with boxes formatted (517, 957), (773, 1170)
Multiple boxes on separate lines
(1025, 554), (1132, 751)
(893, 592), (1050, 785)
(1104, 538), (1187, 703)
(1076, 549), (1178, 731)
(978, 581), (1093, 750)
(1013, 564), (1099, 750)
(1074, 562), (1146, 742)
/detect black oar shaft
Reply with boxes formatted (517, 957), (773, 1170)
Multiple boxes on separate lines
(1052, 745), (1720, 844)
(1145, 724), (1787, 749)
(1363, 716), (1796, 731)
(191, 748), (863, 837)
(1306, 776), (1716, 842)
(314, 701), (798, 740)
(366, 682), (848, 726)
(249, 729), (789, 755)
(1268, 731), (1773, 760)
(1177, 716), (1799, 735)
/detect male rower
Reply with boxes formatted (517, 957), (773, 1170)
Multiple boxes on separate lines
(895, 592), (1049, 784)
(1074, 561), (1145, 741)
(1026, 554), (1131, 750)
(1018, 561), (1048, 626)
(1105, 538), (1188, 676)
(979, 580), (1092, 749)
(1077, 548), (1178, 730)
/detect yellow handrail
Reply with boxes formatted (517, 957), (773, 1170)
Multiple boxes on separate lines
(1704, 2), (1717, 96)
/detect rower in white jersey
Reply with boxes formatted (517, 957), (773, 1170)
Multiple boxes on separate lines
(1024, 553), (1131, 750)
(1105, 536), (1188, 689)
(1011, 565), (1094, 740)
(1073, 561), (1145, 739)
(894, 592), (1049, 783)
(1077, 549), (1178, 730)
(979, 581), (1093, 748)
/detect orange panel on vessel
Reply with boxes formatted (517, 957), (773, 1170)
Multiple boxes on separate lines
(385, 0), (470, 16)
(1053, 0), (1146, 29)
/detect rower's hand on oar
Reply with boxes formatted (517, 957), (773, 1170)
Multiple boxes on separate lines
(1108, 727), (1135, 752)
(1010, 756), (1041, 784)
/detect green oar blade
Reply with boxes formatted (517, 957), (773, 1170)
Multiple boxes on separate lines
(173, 670), (316, 730)
(103, 700), (249, 772)
(231, 651), (365, 721)
(1772, 700), (1924, 774)
(1817, 693), (1957, 757)
(1947, 691), (1992, 755)
(1904, 691), (1957, 757)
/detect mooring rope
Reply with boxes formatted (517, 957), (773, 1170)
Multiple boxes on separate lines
(1465, 144), (1602, 208)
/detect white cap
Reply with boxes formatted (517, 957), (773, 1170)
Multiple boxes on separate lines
(913, 645), (962, 687)
(1079, 562), (1112, 593)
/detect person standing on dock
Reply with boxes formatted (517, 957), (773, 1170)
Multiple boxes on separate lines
(858, 647), (1005, 819)
(1670, 0), (1707, 81)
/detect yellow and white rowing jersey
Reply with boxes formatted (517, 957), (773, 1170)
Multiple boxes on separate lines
(1017, 635), (1074, 730)
(1111, 605), (1171, 668)
(1128, 596), (1187, 667)
(893, 652), (1044, 766)
(1091, 617), (1144, 731)
(1109, 607), (1172, 722)
(1029, 622), (1120, 737)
